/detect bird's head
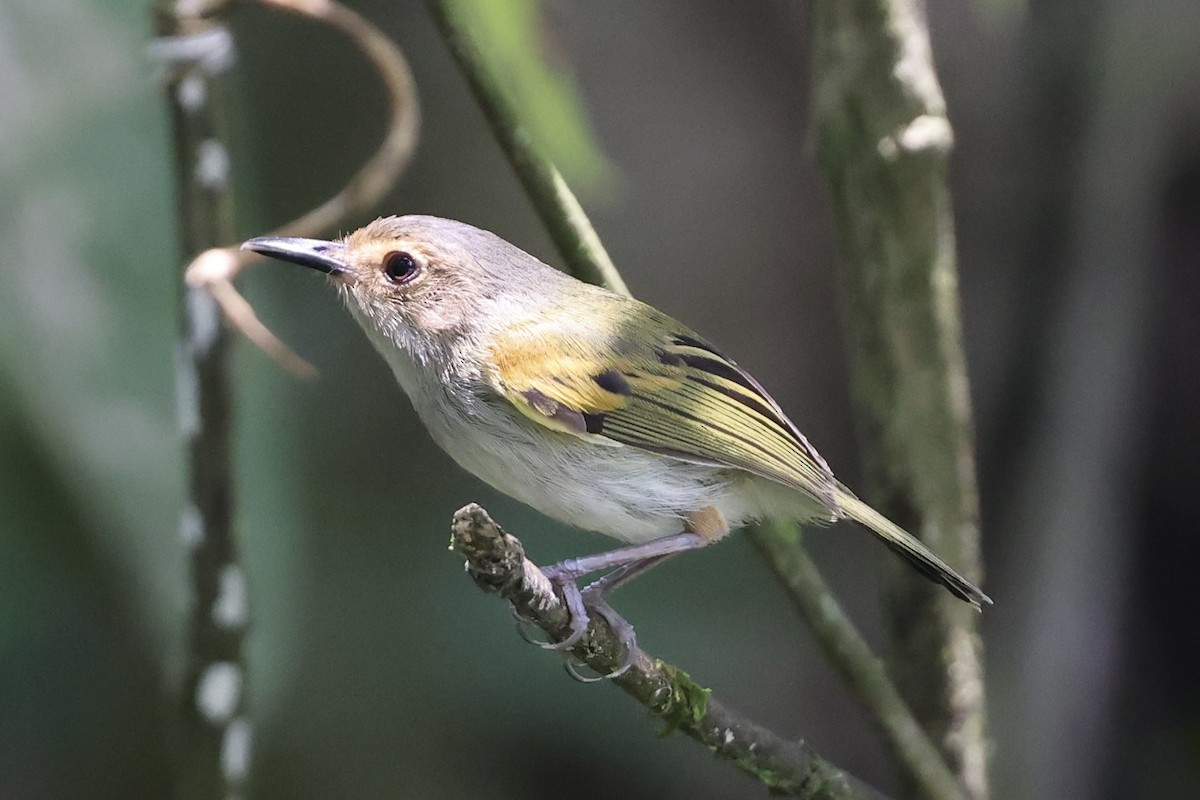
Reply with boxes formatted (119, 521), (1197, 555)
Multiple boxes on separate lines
(243, 215), (559, 358)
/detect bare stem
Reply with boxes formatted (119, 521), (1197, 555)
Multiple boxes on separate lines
(245, 0), (420, 242)
(451, 505), (888, 800)
(152, 3), (248, 797)
(809, 1), (990, 796)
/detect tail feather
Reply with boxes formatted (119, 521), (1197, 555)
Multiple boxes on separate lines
(837, 491), (992, 610)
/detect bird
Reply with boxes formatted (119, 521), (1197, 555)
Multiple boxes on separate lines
(244, 215), (990, 676)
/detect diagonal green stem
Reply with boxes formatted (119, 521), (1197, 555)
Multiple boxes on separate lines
(752, 524), (970, 800)
(452, 504), (887, 800)
(425, 0), (628, 295)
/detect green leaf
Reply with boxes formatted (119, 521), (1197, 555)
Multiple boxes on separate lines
(448, 0), (616, 195)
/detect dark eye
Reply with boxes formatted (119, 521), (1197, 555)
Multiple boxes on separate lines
(382, 251), (419, 284)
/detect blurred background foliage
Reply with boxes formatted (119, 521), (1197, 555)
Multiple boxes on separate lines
(2, 1), (1198, 798)
(449, 0), (617, 192)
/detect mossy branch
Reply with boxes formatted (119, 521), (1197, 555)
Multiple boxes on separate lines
(451, 505), (886, 800)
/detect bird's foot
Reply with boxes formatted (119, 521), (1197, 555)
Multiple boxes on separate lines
(513, 565), (589, 650)
(512, 567), (638, 681)
(562, 591), (637, 682)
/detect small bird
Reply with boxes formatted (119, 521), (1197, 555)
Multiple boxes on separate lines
(245, 216), (989, 673)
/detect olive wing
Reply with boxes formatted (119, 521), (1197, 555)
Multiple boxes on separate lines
(484, 318), (836, 509)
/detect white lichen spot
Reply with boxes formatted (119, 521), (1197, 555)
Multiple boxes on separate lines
(177, 73), (206, 112)
(221, 716), (253, 784)
(212, 564), (248, 629)
(175, 345), (201, 437)
(147, 26), (234, 74)
(180, 504), (204, 548)
(187, 287), (221, 355)
(898, 114), (953, 154)
(195, 139), (230, 188)
(878, 115), (953, 162)
(878, 135), (900, 161)
(889, 6), (944, 112)
(525, 567), (557, 612)
(723, 728), (734, 746)
(196, 662), (241, 723)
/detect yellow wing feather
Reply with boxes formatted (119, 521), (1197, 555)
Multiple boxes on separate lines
(484, 313), (837, 509)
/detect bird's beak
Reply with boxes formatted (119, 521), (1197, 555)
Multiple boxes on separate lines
(241, 236), (349, 277)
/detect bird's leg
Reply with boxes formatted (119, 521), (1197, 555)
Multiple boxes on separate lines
(580, 553), (675, 595)
(543, 532), (707, 584)
(521, 532), (706, 673)
(557, 554), (677, 682)
(513, 554), (675, 652)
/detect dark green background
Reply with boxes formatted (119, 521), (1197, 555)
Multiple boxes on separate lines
(3, 1), (1198, 798)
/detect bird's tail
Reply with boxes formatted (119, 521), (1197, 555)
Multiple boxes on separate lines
(836, 488), (992, 610)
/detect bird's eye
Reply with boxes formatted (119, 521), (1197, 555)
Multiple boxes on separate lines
(382, 250), (420, 284)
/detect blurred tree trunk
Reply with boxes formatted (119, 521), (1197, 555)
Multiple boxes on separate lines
(809, 2), (988, 797)
(152, 5), (248, 799)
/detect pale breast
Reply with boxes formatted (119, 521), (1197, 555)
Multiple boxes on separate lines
(424, 381), (736, 542)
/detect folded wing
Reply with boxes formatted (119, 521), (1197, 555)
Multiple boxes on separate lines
(484, 313), (838, 511)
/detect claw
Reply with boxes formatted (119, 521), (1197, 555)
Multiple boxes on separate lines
(582, 592), (637, 679)
(512, 605), (551, 646)
(556, 591), (638, 682)
(563, 653), (608, 683)
(547, 571), (591, 650)
(513, 569), (591, 650)
(518, 562), (642, 680)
